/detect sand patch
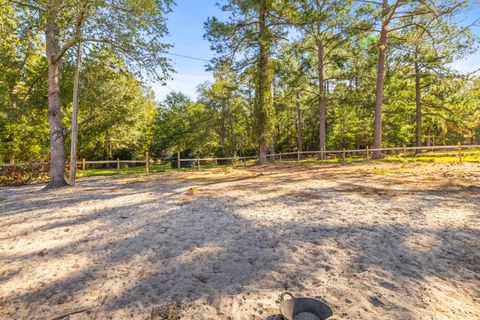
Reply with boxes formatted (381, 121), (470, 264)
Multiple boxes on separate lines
(0, 162), (479, 319)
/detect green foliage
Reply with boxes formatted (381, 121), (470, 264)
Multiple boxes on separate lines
(12, 0), (174, 81)
(0, 43), (159, 162)
(0, 1), (172, 165)
(150, 92), (218, 158)
(1, 0), (479, 171)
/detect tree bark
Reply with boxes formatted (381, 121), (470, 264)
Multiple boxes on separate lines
(317, 38), (326, 159)
(69, 33), (83, 187)
(372, 2), (388, 159)
(414, 60), (422, 154)
(220, 105), (227, 157)
(256, 0), (273, 165)
(45, 21), (67, 189)
(229, 111), (235, 157)
(296, 91), (303, 153)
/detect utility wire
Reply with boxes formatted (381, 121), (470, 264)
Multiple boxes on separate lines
(164, 52), (210, 62)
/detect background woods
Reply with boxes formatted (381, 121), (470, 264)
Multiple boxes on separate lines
(1, 0), (479, 185)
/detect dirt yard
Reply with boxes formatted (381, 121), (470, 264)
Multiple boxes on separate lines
(0, 162), (479, 320)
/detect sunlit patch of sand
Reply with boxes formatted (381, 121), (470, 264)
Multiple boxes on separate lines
(0, 162), (479, 319)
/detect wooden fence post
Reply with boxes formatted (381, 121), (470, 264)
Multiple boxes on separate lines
(458, 142), (462, 163)
(403, 145), (407, 160)
(243, 156), (247, 166)
(197, 157), (200, 170)
(366, 146), (369, 161)
(279, 152), (282, 161)
(117, 158), (120, 173)
(82, 159), (86, 172)
(145, 151), (149, 174)
(215, 157), (218, 166)
(177, 151), (180, 170)
(342, 148), (346, 162)
(297, 150), (300, 162)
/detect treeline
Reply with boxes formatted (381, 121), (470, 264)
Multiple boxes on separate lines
(0, 47), (156, 162)
(1, 1), (480, 180)
(154, 0), (480, 161)
(153, 63), (480, 160)
(0, 0), (171, 173)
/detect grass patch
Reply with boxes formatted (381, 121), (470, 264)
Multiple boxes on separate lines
(78, 165), (171, 177)
(77, 162), (250, 178)
(350, 168), (404, 175)
(4, 148), (478, 184)
(280, 156), (367, 164)
(384, 148), (480, 163)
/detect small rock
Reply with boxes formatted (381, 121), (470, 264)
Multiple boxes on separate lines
(369, 296), (385, 308)
(51, 292), (69, 305)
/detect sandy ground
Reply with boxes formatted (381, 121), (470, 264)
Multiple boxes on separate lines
(0, 162), (479, 320)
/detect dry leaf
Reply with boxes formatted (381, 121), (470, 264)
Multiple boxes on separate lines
(187, 187), (198, 194)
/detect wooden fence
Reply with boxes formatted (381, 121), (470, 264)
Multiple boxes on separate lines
(1, 144), (479, 174)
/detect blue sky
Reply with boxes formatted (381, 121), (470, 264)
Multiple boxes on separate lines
(151, 0), (480, 101)
(151, 1), (223, 101)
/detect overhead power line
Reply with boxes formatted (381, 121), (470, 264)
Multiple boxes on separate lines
(164, 52), (210, 62)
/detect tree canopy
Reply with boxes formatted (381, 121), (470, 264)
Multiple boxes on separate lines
(1, 0), (479, 182)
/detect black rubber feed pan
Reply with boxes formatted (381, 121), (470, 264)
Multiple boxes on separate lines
(280, 292), (333, 320)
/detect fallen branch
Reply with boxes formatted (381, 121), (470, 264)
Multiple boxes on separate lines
(50, 306), (96, 320)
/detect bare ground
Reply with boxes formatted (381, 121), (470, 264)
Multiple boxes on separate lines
(0, 162), (479, 320)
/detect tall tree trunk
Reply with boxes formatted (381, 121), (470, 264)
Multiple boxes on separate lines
(272, 78), (280, 152)
(296, 91), (303, 153)
(256, 0), (274, 165)
(229, 110), (235, 157)
(372, 7), (388, 159)
(317, 38), (326, 159)
(414, 60), (422, 154)
(69, 35), (83, 187)
(45, 21), (67, 189)
(220, 106), (227, 157)
(103, 131), (110, 159)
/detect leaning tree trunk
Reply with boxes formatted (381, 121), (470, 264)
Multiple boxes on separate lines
(372, 13), (388, 159)
(317, 38), (326, 159)
(414, 60), (422, 154)
(45, 21), (67, 189)
(256, 0), (274, 165)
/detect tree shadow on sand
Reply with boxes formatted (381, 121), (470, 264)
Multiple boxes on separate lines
(1, 174), (479, 319)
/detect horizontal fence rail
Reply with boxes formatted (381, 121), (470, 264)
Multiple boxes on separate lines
(2, 144), (479, 170)
(75, 160), (147, 165)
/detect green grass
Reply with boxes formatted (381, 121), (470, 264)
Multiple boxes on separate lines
(78, 165), (170, 177)
(76, 161), (249, 178)
(385, 148), (480, 163)
(352, 168), (405, 175)
(271, 148), (480, 166)
(62, 148), (480, 180)
(349, 167), (434, 175)
(276, 156), (366, 164)
(2, 149), (477, 186)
